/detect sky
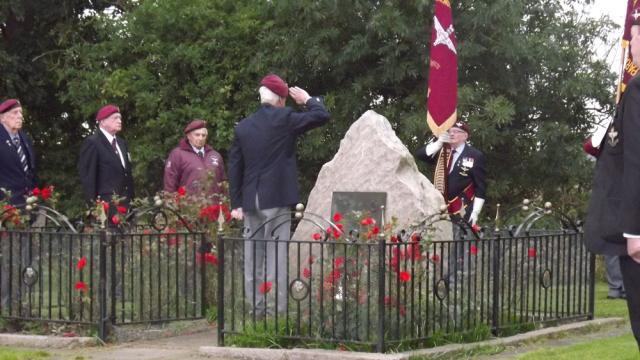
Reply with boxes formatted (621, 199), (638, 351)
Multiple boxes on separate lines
(587, 0), (627, 72)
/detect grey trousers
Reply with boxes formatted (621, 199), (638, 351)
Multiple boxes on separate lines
(605, 255), (625, 297)
(243, 205), (290, 315)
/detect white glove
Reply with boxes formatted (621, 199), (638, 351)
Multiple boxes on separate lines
(591, 122), (610, 149)
(425, 132), (451, 156)
(469, 197), (485, 226)
(231, 208), (244, 220)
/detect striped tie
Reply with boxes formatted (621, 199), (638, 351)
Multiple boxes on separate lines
(12, 137), (29, 173)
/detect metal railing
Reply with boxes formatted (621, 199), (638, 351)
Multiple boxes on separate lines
(216, 229), (594, 352)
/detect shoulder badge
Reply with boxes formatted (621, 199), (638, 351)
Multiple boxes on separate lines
(607, 127), (619, 147)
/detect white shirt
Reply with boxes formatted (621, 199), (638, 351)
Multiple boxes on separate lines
(99, 127), (126, 168)
(190, 144), (205, 157)
(449, 143), (465, 174)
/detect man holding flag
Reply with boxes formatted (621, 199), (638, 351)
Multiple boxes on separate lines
(584, 0), (640, 349)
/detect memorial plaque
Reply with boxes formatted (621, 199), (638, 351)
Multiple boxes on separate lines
(330, 191), (387, 230)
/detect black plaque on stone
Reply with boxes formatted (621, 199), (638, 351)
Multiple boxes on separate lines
(330, 192), (387, 230)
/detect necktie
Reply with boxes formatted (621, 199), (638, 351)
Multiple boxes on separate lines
(111, 138), (119, 156)
(447, 149), (456, 173)
(12, 137), (29, 174)
(198, 150), (204, 159)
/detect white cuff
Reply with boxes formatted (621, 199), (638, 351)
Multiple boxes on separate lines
(425, 140), (443, 157)
(471, 197), (485, 216)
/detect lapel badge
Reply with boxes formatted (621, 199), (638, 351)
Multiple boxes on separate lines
(211, 158), (218, 166)
(461, 157), (474, 168)
(607, 127), (619, 147)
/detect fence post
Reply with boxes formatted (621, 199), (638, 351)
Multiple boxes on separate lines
(200, 233), (208, 316)
(98, 229), (110, 341)
(216, 232), (225, 347)
(377, 237), (386, 353)
(587, 239), (596, 320)
(491, 235), (501, 335)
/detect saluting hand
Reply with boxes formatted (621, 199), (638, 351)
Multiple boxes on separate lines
(289, 86), (311, 105)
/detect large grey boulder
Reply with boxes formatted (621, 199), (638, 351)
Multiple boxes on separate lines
(292, 110), (451, 242)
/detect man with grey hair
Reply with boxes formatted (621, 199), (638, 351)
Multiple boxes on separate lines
(228, 74), (329, 316)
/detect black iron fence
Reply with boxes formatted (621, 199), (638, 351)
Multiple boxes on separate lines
(0, 228), (211, 340)
(216, 229), (594, 352)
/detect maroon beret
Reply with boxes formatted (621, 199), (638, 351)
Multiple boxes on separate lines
(260, 74), (289, 98)
(0, 99), (21, 114)
(184, 119), (207, 134)
(452, 121), (470, 134)
(96, 104), (120, 122)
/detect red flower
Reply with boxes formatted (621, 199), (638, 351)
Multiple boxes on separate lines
(177, 186), (186, 196)
(307, 255), (314, 264)
(336, 223), (344, 232)
(102, 201), (109, 211)
(260, 281), (272, 294)
(470, 245), (478, 256)
(313, 233), (321, 241)
(204, 252), (218, 265)
(75, 281), (88, 292)
(399, 271), (411, 283)
(303, 267), (311, 279)
(371, 226), (380, 235)
(399, 304), (406, 317)
(411, 233), (421, 242)
(76, 257), (87, 271)
(391, 234), (398, 243)
(430, 253), (441, 263)
(334, 257), (344, 268)
(472, 223), (479, 233)
(32, 187), (40, 197)
(360, 217), (375, 226)
(41, 186), (52, 200)
(116, 206), (127, 214)
(390, 255), (399, 272)
(111, 215), (119, 225)
(143, 229), (152, 235)
(528, 247), (536, 258)
(332, 212), (342, 222)
(199, 204), (231, 222)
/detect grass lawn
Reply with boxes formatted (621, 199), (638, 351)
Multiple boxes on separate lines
(593, 281), (629, 319)
(0, 347), (49, 360)
(516, 333), (638, 359)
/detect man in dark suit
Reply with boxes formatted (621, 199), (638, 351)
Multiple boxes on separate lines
(584, 33), (640, 350)
(229, 74), (330, 315)
(415, 121), (486, 285)
(77, 104), (135, 214)
(0, 99), (36, 206)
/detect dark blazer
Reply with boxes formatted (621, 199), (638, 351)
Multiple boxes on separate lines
(415, 142), (487, 217)
(228, 97), (330, 211)
(77, 130), (135, 204)
(584, 76), (640, 256)
(0, 125), (36, 205)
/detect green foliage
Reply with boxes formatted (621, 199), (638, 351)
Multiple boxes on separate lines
(2, 0), (618, 219)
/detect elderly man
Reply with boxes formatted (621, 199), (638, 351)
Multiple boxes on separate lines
(78, 104), (135, 212)
(163, 119), (226, 200)
(229, 74), (330, 316)
(0, 99), (36, 206)
(584, 30), (640, 350)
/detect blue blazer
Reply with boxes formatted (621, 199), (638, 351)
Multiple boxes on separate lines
(0, 125), (36, 205)
(228, 97), (330, 211)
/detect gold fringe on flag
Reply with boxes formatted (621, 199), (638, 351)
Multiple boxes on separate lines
(433, 145), (451, 199)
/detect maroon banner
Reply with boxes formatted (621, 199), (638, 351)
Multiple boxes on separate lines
(618, 0), (640, 99)
(426, 0), (458, 136)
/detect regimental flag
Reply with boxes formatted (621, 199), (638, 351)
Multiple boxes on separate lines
(618, 0), (640, 101)
(426, 0), (458, 136)
(426, 0), (458, 198)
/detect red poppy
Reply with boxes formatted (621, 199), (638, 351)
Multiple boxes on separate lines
(199, 204), (232, 222)
(332, 212), (342, 222)
(371, 226), (380, 235)
(75, 281), (88, 292)
(116, 206), (127, 214)
(32, 187), (40, 197)
(431, 253), (441, 263)
(399, 271), (411, 283)
(528, 247), (536, 258)
(143, 229), (152, 235)
(303, 267), (311, 279)
(360, 217), (375, 226)
(336, 223), (344, 232)
(102, 201), (109, 211)
(307, 255), (314, 264)
(111, 215), (119, 225)
(334, 257), (344, 268)
(411, 233), (421, 242)
(177, 186), (186, 196)
(313, 233), (321, 241)
(204, 253), (218, 265)
(470, 245), (478, 255)
(260, 281), (272, 294)
(391, 234), (398, 243)
(472, 223), (479, 233)
(77, 257), (87, 271)
(41, 186), (52, 200)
